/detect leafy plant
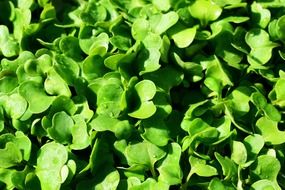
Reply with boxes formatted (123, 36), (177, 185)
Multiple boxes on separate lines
(0, 0), (285, 189)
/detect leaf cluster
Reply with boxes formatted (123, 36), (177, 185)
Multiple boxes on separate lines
(1, 0), (285, 189)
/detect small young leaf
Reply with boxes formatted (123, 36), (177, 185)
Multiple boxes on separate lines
(19, 81), (55, 114)
(157, 143), (183, 185)
(243, 134), (264, 165)
(0, 142), (22, 168)
(128, 80), (157, 119)
(231, 141), (247, 165)
(130, 178), (169, 190)
(47, 111), (74, 144)
(188, 0), (222, 26)
(132, 18), (150, 41)
(251, 179), (280, 190)
(250, 155), (281, 182)
(150, 11), (179, 35)
(141, 118), (170, 146)
(215, 152), (238, 181)
(263, 104), (281, 122)
(125, 141), (166, 171)
(189, 156), (218, 177)
(251, 2), (271, 28)
(256, 117), (285, 145)
(36, 142), (68, 190)
(171, 27), (196, 48)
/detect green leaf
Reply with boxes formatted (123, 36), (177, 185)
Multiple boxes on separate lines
(130, 178), (169, 190)
(89, 137), (114, 173)
(80, 1), (107, 24)
(251, 92), (267, 109)
(208, 178), (226, 190)
(0, 107), (4, 133)
(36, 54), (53, 73)
(251, 179), (280, 190)
(142, 33), (162, 49)
(89, 33), (110, 56)
(0, 168), (16, 189)
(215, 152), (238, 181)
(19, 81), (55, 114)
(243, 134), (264, 166)
(141, 118), (170, 146)
(150, 11), (179, 35)
(13, 8), (31, 39)
(263, 104), (281, 122)
(131, 18), (150, 41)
(80, 31), (108, 55)
(70, 115), (89, 150)
(273, 78), (285, 107)
(0, 72), (18, 94)
(3, 93), (27, 119)
(104, 53), (126, 70)
(77, 138), (120, 190)
(49, 95), (77, 116)
(256, 117), (285, 145)
(212, 0), (242, 7)
(188, 0), (222, 26)
(251, 91), (281, 121)
(25, 172), (41, 190)
(251, 2), (271, 28)
(128, 101), (157, 119)
(204, 77), (221, 94)
(189, 156), (218, 177)
(135, 80), (156, 101)
(143, 66), (183, 92)
(159, 35), (170, 63)
(39, 3), (56, 20)
(82, 96), (99, 121)
(96, 82), (124, 117)
(54, 54), (80, 85)
(173, 53), (203, 82)
(245, 29), (278, 66)
(125, 141), (166, 172)
(212, 23), (244, 66)
(246, 29), (273, 49)
(0, 25), (20, 57)
(0, 25), (9, 44)
(110, 35), (132, 51)
(171, 27), (196, 48)
(47, 111), (74, 144)
(152, 0), (171, 11)
(126, 177), (141, 188)
(44, 68), (71, 97)
(36, 142), (68, 190)
(0, 142), (22, 168)
(128, 80), (157, 119)
(227, 86), (252, 116)
(276, 15), (285, 42)
(118, 165), (147, 181)
(213, 116), (233, 144)
(91, 170), (120, 190)
(59, 36), (82, 60)
(231, 141), (247, 165)
(157, 143), (183, 185)
(186, 118), (219, 146)
(90, 114), (133, 139)
(205, 55), (233, 87)
(137, 48), (161, 75)
(250, 155), (281, 182)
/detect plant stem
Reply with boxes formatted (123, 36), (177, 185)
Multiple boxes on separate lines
(150, 165), (157, 179)
(180, 170), (194, 190)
